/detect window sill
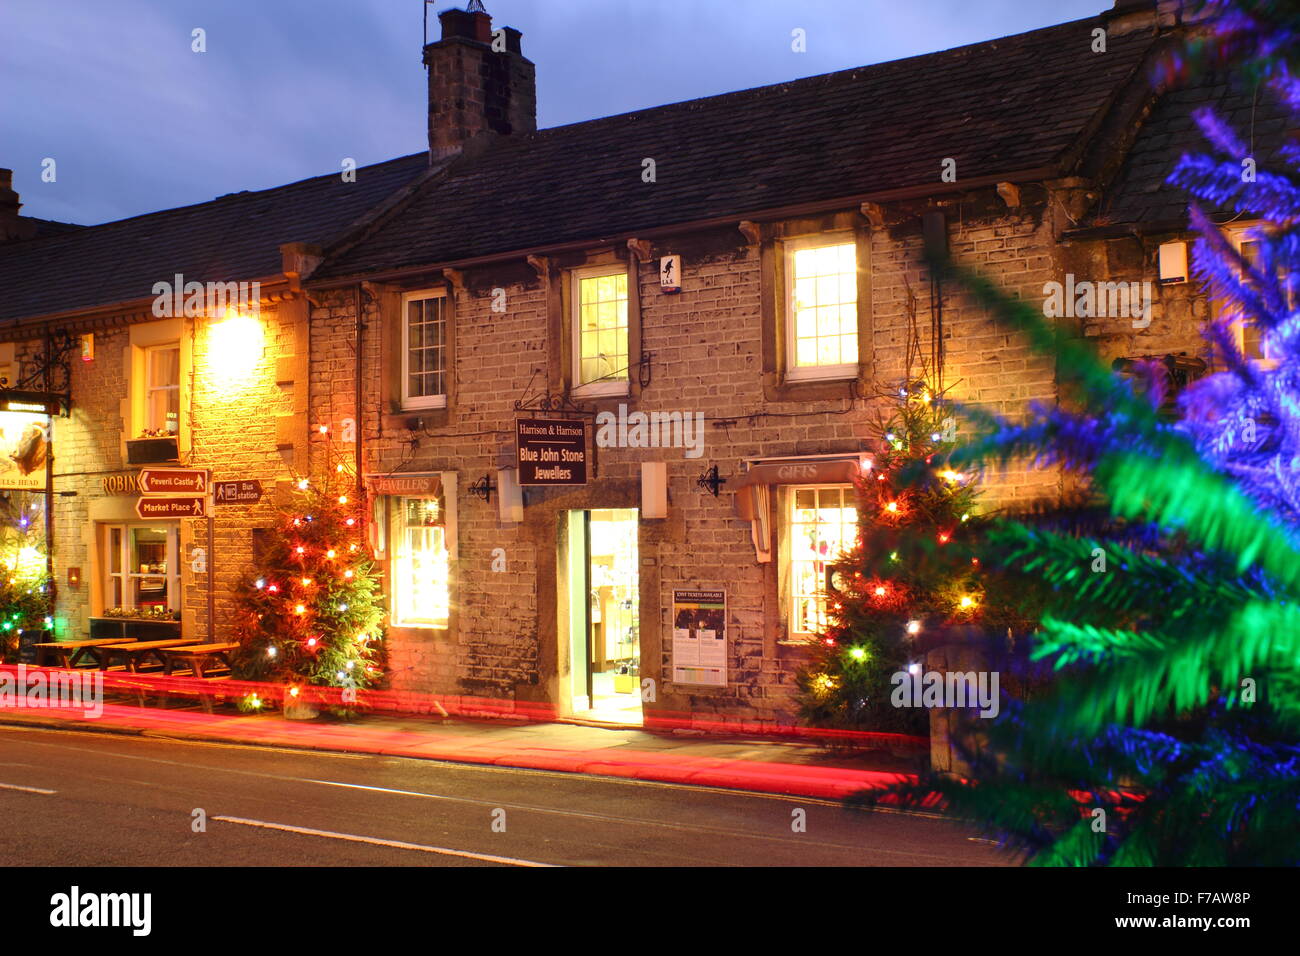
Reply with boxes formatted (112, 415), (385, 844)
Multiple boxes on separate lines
(401, 395), (448, 411)
(785, 364), (858, 383)
(572, 381), (630, 400)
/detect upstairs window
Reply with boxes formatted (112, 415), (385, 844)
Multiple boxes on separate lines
(785, 237), (859, 382)
(144, 344), (180, 436)
(572, 266), (629, 396)
(402, 290), (448, 409)
(1227, 226), (1293, 365)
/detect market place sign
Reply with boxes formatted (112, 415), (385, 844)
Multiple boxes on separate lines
(136, 496), (206, 519)
(516, 417), (587, 486)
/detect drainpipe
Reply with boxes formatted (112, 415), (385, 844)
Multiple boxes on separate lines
(354, 284), (364, 495)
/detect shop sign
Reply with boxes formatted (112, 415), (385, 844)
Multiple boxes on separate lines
(102, 473), (143, 495)
(516, 417), (587, 486)
(0, 411), (49, 490)
(671, 589), (727, 686)
(365, 474), (442, 497)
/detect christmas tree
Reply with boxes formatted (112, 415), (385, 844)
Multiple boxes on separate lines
(797, 382), (985, 735)
(853, 0), (1300, 864)
(230, 462), (386, 710)
(0, 492), (51, 660)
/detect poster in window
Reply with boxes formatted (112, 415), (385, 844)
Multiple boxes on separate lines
(0, 411), (49, 490)
(671, 588), (726, 686)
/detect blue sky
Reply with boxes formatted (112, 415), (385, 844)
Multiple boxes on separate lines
(2, 0), (1111, 225)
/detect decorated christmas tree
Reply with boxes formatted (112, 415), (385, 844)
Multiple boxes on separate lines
(0, 492), (51, 660)
(853, 1), (1300, 864)
(797, 383), (982, 734)
(230, 463), (386, 710)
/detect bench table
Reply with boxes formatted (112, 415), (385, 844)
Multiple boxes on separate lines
(161, 642), (240, 679)
(33, 638), (136, 669)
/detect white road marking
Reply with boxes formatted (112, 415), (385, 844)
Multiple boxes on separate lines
(0, 781), (55, 795)
(213, 815), (555, 867)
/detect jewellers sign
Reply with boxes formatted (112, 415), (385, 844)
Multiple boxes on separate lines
(516, 417), (587, 486)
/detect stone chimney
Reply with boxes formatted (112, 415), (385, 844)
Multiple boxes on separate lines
(0, 169), (35, 242)
(1106, 0), (1190, 36)
(423, 4), (536, 161)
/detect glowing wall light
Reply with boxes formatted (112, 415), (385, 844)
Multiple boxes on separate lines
(209, 309), (264, 384)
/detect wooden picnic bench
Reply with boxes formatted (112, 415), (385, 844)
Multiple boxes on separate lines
(98, 639), (202, 673)
(33, 638), (136, 669)
(160, 642), (240, 679)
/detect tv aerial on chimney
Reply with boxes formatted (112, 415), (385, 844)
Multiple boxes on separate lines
(425, 1), (489, 46)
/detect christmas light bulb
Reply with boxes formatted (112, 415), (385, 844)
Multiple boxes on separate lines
(302, 577), (312, 586)
(960, 595), (975, 609)
(339, 496), (348, 505)
(297, 479), (309, 490)
(849, 647), (866, 661)
(326, 549), (336, 559)
(295, 604), (306, 615)
(255, 579), (265, 589)
(344, 570), (354, 579)
(874, 586), (886, 597)
(318, 425), (329, 435)
(886, 501), (898, 513)
(906, 620), (921, 635)
(289, 686), (300, 698)
(267, 646), (277, 658)
(296, 546), (305, 555)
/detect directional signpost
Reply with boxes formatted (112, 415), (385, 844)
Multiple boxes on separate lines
(139, 468), (208, 495)
(213, 479), (263, 505)
(135, 496), (206, 519)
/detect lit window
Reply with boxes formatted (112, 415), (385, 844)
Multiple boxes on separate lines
(786, 238), (859, 381)
(392, 496), (450, 627)
(402, 290), (448, 409)
(144, 345), (180, 435)
(101, 523), (179, 617)
(788, 485), (857, 637)
(1226, 226), (1292, 365)
(572, 267), (628, 394)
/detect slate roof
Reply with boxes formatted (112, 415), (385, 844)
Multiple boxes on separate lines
(1086, 73), (1296, 231)
(317, 14), (1156, 280)
(0, 153), (429, 324)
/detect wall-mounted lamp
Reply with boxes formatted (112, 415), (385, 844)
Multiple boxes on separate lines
(468, 473), (496, 503)
(67, 567), (81, 588)
(696, 465), (726, 497)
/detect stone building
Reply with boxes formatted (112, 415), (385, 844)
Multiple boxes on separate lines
(0, 1), (1290, 730)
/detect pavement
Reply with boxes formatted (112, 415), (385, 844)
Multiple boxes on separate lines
(0, 697), (925, 802)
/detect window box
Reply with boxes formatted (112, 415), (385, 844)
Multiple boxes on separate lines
(125, 436), (179, 464)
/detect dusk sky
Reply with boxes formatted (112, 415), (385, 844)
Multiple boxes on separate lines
(4, 0), (1110, 226)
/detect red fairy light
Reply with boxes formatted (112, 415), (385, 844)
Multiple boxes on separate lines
(938, 532), (951, 544)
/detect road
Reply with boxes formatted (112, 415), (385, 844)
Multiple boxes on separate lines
(0, 724), (1010, 867)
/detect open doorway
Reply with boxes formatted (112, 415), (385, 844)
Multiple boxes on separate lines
(566, 508), (641, 724)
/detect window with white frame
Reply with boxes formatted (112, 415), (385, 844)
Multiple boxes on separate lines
(785, 237), (859, 381)
(101, 523), (179, 614)
(787, 485), (857, 638)
(1226, 225), (1293, 364)
(572, 266), (629, 395)
(391, 496), (451, 627)
(144, 344), (180, 435)
(402, 290), (449, 409)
